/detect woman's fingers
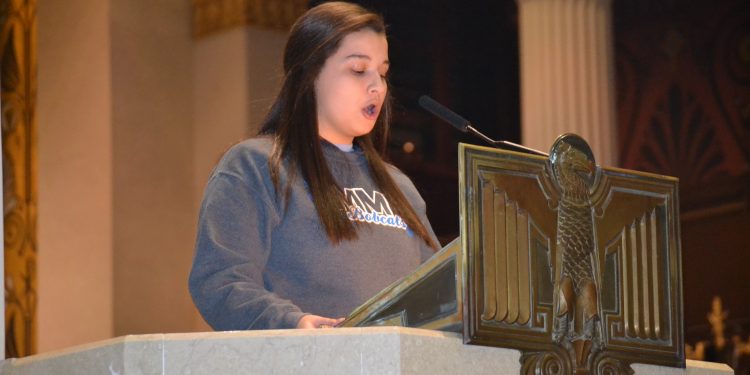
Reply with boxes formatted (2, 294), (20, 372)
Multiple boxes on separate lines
(297, 314), (346, 328)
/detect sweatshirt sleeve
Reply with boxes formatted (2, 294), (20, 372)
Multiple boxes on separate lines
(188, 169), (305, 330)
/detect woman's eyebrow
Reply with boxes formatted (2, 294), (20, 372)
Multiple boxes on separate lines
(344, 54), (370, 60)
(344, 54), (390, 66)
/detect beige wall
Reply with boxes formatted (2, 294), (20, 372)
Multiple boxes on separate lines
(246, 27), (288, 136)
(110, 0), (196, 336)
(35, 0), (287, 352)
(37, 0), (114, 352)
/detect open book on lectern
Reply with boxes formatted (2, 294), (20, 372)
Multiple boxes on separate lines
(339, 134), (685, 375)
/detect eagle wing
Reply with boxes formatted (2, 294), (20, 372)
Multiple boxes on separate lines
(475, 162), (559, 328)
(591, 171), (675, 343)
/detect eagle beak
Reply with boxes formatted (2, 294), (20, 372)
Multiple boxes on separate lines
(573, 159), (595, 179)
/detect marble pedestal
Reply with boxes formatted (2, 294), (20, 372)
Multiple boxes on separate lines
(0, 327), (733, 374)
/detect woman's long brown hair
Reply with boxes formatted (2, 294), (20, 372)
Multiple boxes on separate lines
(259, 2), (437, 250)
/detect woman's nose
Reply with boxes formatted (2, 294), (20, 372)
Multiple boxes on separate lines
(368, 74), (385, 94)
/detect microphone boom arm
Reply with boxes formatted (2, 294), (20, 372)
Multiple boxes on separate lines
(419, 95), (548, 157)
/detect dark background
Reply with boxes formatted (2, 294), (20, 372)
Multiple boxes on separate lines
(613, 0), (750, 351)
(313, 0), (750, 355)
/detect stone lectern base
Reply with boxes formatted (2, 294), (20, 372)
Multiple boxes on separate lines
(0, 327), (733, 374)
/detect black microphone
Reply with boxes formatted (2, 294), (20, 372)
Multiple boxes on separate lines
(418, 95), (548, 157)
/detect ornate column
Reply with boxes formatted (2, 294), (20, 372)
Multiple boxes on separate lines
(1, 0), (37, 358)
(518, 0), (618, 166)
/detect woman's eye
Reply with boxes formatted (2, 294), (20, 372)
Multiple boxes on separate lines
(352, 69), (365, 75)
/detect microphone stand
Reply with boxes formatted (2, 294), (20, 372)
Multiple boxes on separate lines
(465, 125), (548, 157)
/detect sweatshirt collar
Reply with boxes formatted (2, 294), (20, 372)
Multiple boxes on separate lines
(319, 138), (367, 166)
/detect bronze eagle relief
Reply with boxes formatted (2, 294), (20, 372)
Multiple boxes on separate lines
(461, 134), (684, 374)
(341, 134), (684, 375)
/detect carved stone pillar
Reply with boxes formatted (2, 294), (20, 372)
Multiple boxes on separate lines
(517, 0), (618, 166)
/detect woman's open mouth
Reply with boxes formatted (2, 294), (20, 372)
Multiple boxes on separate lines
(363, 104), (378, 120)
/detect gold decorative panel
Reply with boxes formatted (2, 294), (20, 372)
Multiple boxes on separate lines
(192, 0), (309, 37)
(1, 0), (38, 358)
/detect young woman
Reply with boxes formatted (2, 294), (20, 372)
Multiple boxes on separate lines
(189, 2), (439, 331)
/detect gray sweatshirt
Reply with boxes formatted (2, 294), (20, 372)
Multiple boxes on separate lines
(189, 137), (438, 330)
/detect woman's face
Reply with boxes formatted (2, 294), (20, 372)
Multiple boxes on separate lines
(314, 29), (389, 145)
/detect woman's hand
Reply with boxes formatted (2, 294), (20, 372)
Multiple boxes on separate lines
(296, 314), (345, 329)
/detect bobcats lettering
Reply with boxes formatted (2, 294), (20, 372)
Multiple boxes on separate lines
(344, 188), (408, 231)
